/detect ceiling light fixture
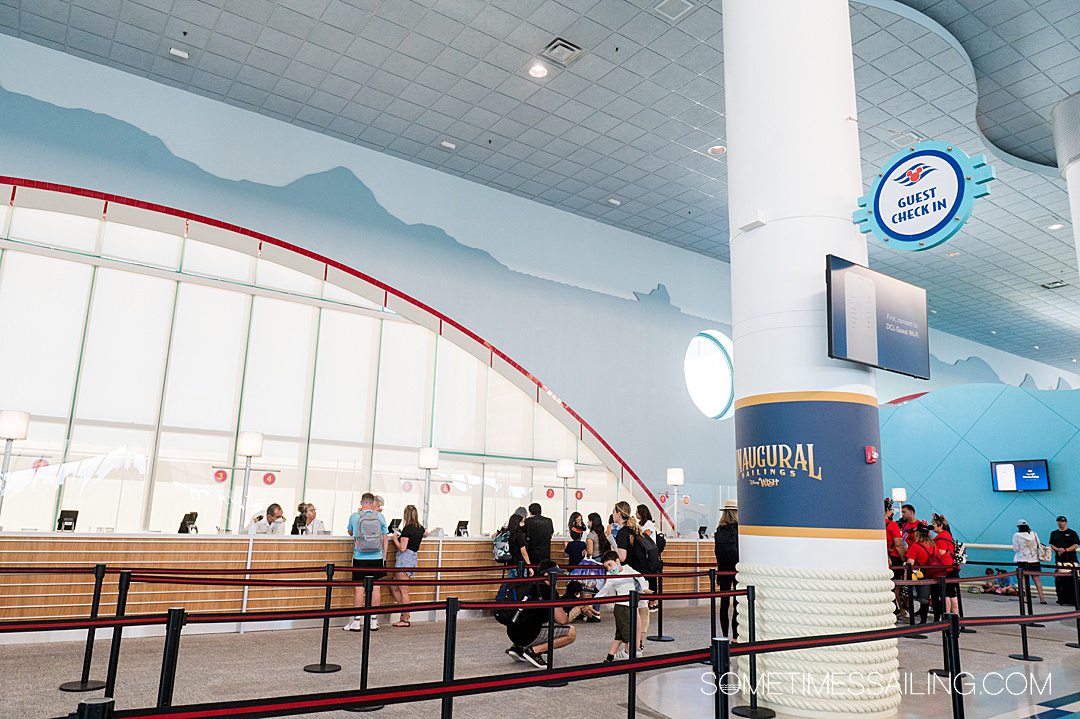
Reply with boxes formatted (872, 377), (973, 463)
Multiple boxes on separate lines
(930, 309), (937, 314)
(1073, 359), (1077, 363)
(946, 251), (961, 257)
(528, 63), (548, 78)
(607, 197), (622, 206)
(1034, 345), (1040, 350)
(439, 140), (457, 150)
(707, 145), (727, 156)
(168, 47), (190, 60)
(539, 38), (584, 68)
(990, 330), (997, 335)
(1048, 223), (1066, 231)
(1042, 279), (1068, 290)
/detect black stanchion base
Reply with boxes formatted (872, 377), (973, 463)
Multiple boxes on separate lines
(541, 679), (569, 687)
(901, 633), (928, 640)
(1065, 642), (1080, 649)
(732, 705), (776, 718)
(646, 634), (675, 642)
(959, 627), (977, 634)
(344, 705), (384, 712)
(59, 680), (106, 692)
(1007, 653), (1043, 662)
(303, 663), (342, 674)
(928, 668), (950, 677)
(1028, 623), (1045, 628)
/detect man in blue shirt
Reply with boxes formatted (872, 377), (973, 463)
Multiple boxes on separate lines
(345, 492), (388, 631)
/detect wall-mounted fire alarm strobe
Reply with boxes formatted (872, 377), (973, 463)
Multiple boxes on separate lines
(865, 446), (879, 464)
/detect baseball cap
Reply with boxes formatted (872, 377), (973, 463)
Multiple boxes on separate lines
(1057, 515), (1068, 522)
(1016, 518), (1027, 525)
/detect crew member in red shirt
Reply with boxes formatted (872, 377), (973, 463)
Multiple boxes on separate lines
(932, 514), (958, 615)
(900, 503), (920, 548)
(905, 523), (938, 623)
(885, 499), (907, 618)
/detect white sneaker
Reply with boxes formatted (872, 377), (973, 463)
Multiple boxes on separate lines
(370, 617), (380, 631)
(343, 618), (362, 632)
(614, 650), (629, 660)
(637, 643), (645, 656)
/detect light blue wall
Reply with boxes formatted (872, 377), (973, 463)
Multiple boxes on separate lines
(880, 384), (1080, 564)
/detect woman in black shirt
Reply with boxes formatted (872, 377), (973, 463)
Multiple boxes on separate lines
(389, 504), (426, 627)
(508, 513), (530, 577)
(714, 499), (739, 637)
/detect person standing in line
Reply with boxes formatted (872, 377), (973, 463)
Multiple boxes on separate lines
(1050, 515), (1079, 605)
(564, 519), (587, 568)
(714, 499), (740, 637)
(612, 500), (652, 650)
(344, 493), (388, 632)
(885, 499), (907, 619)
(899, 503), (920, 549)
(931, 514), (958, 615)
(568, 511), (586, 538)
(636, 504), (660, 607)
(1013, 519), (1047, 605)
(388, 504), (426, 627)
(524, 503), (554, 565)
(905, 523), (938, 623)
(594, 551), (650, 661)
(586, 512), (611, 561)
(507, 513), (530, 577)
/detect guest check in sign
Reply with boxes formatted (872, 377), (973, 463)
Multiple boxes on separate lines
(853, 140), (995, 251)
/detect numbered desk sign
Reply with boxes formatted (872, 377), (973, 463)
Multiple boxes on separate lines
(854, 140), (994, 251)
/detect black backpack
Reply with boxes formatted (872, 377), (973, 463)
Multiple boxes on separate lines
(629, 532), (661, 573)
(494, 581), (540, 626)
(655, 532), (667, 555)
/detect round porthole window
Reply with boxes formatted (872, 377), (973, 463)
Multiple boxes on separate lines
(684, 330), (735, 420)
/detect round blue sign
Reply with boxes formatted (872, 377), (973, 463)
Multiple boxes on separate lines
(854, 141), (994, 251)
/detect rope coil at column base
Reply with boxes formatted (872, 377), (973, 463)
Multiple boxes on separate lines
(737, 563), (901, 718)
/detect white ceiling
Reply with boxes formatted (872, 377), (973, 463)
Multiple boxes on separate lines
(1, 0), (1079, 370)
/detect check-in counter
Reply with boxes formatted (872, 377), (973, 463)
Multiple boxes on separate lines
(0, 533), (715, 621)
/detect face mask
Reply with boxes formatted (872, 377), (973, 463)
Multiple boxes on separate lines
(607, 566), (619, 575)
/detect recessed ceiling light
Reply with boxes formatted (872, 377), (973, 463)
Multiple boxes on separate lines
(439, 140), (457, 150)
(990, 330), (997, 335)
(946, 251), (961, 257)
(707, 145), (727, 156)
(1073, 359), (1077, 363)
(168, 47), (190, 60)
(1041, 279), (1068, 290)
(1048, 223), (1066, 231)
(930, 309), (937, 314)
(607, 197), (622, 206)
(1034, 345), (1040, 350)
(528, 63), (548, 78)
(539, 38), (583, 68)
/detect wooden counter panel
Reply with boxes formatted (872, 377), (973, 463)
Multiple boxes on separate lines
(0, 536), (715, 620)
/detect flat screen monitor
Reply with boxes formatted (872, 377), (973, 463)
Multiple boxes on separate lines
(56, 510), (78, 532)
(826, 255), (930, 380)
(991, 460), (1050, 492)
(388, 518), (402, 533)
(178, 512), (198, 534)
(455, 520), (469, 537)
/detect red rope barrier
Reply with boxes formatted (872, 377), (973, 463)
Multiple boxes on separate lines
(960, 608), (1080, 628)
(730, 620), (951, 656)
(460, 588), (745, 611)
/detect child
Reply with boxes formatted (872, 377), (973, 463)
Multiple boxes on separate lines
(564, 527), (587, 568)
(563, 580), (600, 622)
(594, 551), (650, 661)
(980, 568), (997, 593)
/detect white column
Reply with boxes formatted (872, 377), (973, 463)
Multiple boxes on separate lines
(1053, 94), (1080, 275)
(723, 2), (898, 716)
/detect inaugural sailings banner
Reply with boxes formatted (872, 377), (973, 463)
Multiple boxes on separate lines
(734, 394), (884, 539)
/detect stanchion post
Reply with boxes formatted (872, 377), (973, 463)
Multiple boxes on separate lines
(61, 563), (108, 692)
(946, 614), (965, 719)
(732, 585), (774, 718)
(929, 578), (951, 678)
(305, 563), (342, 673)
(440, 596), (459, 719)
(547, 569), (558, 671)
(103, 570), (131, 698)
(156, 607), (185, 707)
(1024, 566), (1044, 627)
(1068, 568), (1080, 649)
(1008, 568), (1043, 662)
(74, 698), (115, 718)
(955, 573), (976, 634)
(701, 568), (718, 665)
(712, 637), (730, 719)
(647, 569), (673, 642)
(627, 590), (639, 719)
(346, 575), (382, 713)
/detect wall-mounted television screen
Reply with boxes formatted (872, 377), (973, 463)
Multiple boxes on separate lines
(826, 255), (930, 380)
(991, 460), (1050, 492)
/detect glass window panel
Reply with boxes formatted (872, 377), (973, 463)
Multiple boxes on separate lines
(309, 310), (379, 443)
(322, 281), (380, 309)
(0, 252), (92, 417)
(531, 465), (564, 531)
(61, 425), (154, 532)
(305, 442), (367, 535)
(578, 440), (603, 466)
(427, 459), (482, 537)
(372, 322), (435, 448)
(8, 207), (99, 253)
(161, 284), (249, 431)
(432, 338), (487, 453)
(255, 257), (322, 296)
(0, 419), (67, 531)
(149, 431), (232, 534)
(101, 222), (182, 269)
(576, 469), (616, 531)
(227, 438), (304, 533)
(533, 406), (577, 461)
(181, 239), (255, 283)
(485, 371), (533, 459)
(481, 463), (532, 535)
(238, 297), (317, 438)
(370, 447), (423, 525)
(75, 269), (174, 425)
